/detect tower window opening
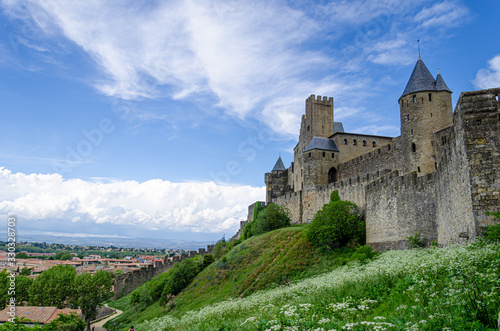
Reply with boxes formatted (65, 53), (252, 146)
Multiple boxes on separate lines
(431, 113), (433, 117)
(388, 144), (391, 150)
(308, 152), (311, 157)
(429, 93), (432, 101)
(322, 152), (325, 157)
(412, 143), (416, 153)
(307, 125), (310, 132)
(413, 95), (417, 103)
(476, 119), (482, 126)
(353, 139), (357, 146)
(328, 167), (338, 184)
(332, 153), (334, 158)
(363, 140), (367, 146)
(418, 166), (421, 173)
(343, 139), (347, 145)
(372, 141), (376, 147)
(411, 129), (413, 135)
(407, 114), (410, 120)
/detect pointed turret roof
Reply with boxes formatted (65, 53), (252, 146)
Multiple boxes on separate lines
(271, 156), (286, 172)
(435, 73), (452, 93)
(401, 58), (437, 97)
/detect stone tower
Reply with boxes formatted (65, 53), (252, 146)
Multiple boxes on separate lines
(265, 156), (289, 204)
(304, 95), (334, 141)
(399, 58), (453, 175)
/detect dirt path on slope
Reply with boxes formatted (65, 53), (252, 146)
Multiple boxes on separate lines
(91, 304), (123, 331)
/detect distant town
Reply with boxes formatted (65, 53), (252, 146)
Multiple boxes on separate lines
(0, 240), (188, 277)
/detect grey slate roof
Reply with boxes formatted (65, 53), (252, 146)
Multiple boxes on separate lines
(401, 58), (452, 97)
(333, 122), (344, 133)
(272, 156), (286, 172)
(303, 137), (339, 152)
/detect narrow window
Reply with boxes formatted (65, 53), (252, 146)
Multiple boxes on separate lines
(372, 141), (376, 147)
(435, 162), (437, 169)
(307, 125), (310, 132)
(388, 144), (391, 151)
(353, 139), (357, 146)
(309, 152), (311, 157)
(476, 119), (481, 126)
(418, 166), (421, 173)
(322, 152), (325, 157)
(429, 93), (432, 101)
(412, 143), (416, 153)
(407, 114), (410, 120)
(413, 95), (417, 103)
(343, 139), (347, 145)
(363, 140), (367, 146)
(431, 113), (433, 117)
(331, 153), (334, 158)
(411, 129), (413, 135)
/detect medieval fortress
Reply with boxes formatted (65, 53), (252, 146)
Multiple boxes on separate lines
(241, 57), (500, 250)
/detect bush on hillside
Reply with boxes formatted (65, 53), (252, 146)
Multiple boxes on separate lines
(251, 203), (291, 237)
(307, 190), (365, 251)
(160, 259), (201, 302)
(243, 202), (263, 240)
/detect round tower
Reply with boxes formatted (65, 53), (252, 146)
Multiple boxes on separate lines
(399, 58), (453, 175)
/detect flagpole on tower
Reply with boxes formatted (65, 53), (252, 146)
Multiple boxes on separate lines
(418, 39), (421, 59)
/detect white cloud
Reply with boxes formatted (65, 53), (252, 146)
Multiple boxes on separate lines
(0, 167), (265, 234)
(0, 0), (471, 137)
(473, 55), (500, 89)
(414, 1), (469, 28)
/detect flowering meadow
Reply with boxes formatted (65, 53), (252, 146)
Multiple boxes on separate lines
(139, 243), (500, 330)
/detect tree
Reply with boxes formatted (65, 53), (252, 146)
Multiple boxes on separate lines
(53, 252), (72, 261)
(160, 259), (201, 302)
(45, 312), (85, 331)
(202, 254), (215, 268)
(73, 270), (113, 331)
(29, 265), (76, 308)
(15, 252), (29, 259)
(0, 270), (9, 308)
(251, 203), (291, 237)
(14, 276), (33, 305)
(130, 291), (140, 313)
(307, 190), (366, 251)
(19, 267), (31, 276)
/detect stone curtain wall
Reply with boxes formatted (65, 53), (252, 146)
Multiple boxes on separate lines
(274, 191), (302, 224)
(113, 247), (209, 300)
(435, 88), (500, 245)
(366, 171), (437, 250)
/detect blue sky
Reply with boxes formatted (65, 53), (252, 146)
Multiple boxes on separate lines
(1, 0), (499, 243)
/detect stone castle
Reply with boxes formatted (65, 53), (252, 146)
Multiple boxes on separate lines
(239, 57), (500, 250)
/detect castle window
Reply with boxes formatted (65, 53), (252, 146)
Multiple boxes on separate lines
(412, 143), (416, 153)
(429, 93), (432, 101)
(307, 125), (310, 132)
(435, 162), (437, 169)
(328, 167), (338, 183)
(413, 95), (417, 103)
(407, 114), (410, 120)
(418, 166), (421, 173)
(353, 139), (357, 146)
(322, 152), (325, 157)
(309, 152), (311, 158)
(388, 144), (391, 150)
(411, 129), (413, 135)
(362, 140), (367, 146)
(372, 141), (376, 147)
(332, 153), (334, 158)
(343, 139), (347, 145)
(476, 119), (481, 126)
(431, 113), (433, 117)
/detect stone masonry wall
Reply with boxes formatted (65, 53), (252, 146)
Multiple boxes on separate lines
(113, 247), (209, 300)
(366, 171), (437, 250)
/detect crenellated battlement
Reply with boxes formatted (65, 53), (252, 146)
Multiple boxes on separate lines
(307, 94), (334, 106)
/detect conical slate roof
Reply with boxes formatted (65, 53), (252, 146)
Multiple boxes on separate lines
(272, 156), (286, 172)
(303, 137), (339, 152)
(435, 73), (452, 93)
(401, 58), (437, 97)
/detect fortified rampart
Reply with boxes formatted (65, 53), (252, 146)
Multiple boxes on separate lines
(113, 246), (213, 299)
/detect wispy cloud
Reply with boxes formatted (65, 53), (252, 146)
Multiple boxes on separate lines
(473, 54), (500, 89)
(1, 0), (470, 137)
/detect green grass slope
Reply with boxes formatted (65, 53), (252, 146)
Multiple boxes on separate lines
(106, 225), (357, 330)
(141, 243), (500, 331)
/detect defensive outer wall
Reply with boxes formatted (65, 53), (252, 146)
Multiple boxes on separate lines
(113, 245), (214, 300)
(246, 88), (500, 250)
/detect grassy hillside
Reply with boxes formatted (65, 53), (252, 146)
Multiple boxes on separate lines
(140, 243), (500, 330)
(106, 225), (358, 330)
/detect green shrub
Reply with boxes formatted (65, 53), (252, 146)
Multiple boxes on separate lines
(482, 211), (500, 243)
(406, 230), (426, 248)
(306, 190), (365, 251)
(251, 203), (291, 237)
(351, 245), (377, 263)
(213, 238), (228, 259)
(202, 254), (215, 268)
(160, 259), (201, 302)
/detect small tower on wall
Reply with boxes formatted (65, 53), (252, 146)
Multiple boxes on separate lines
(265, 156), (289, 204)
(399, 57), (453, 175)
